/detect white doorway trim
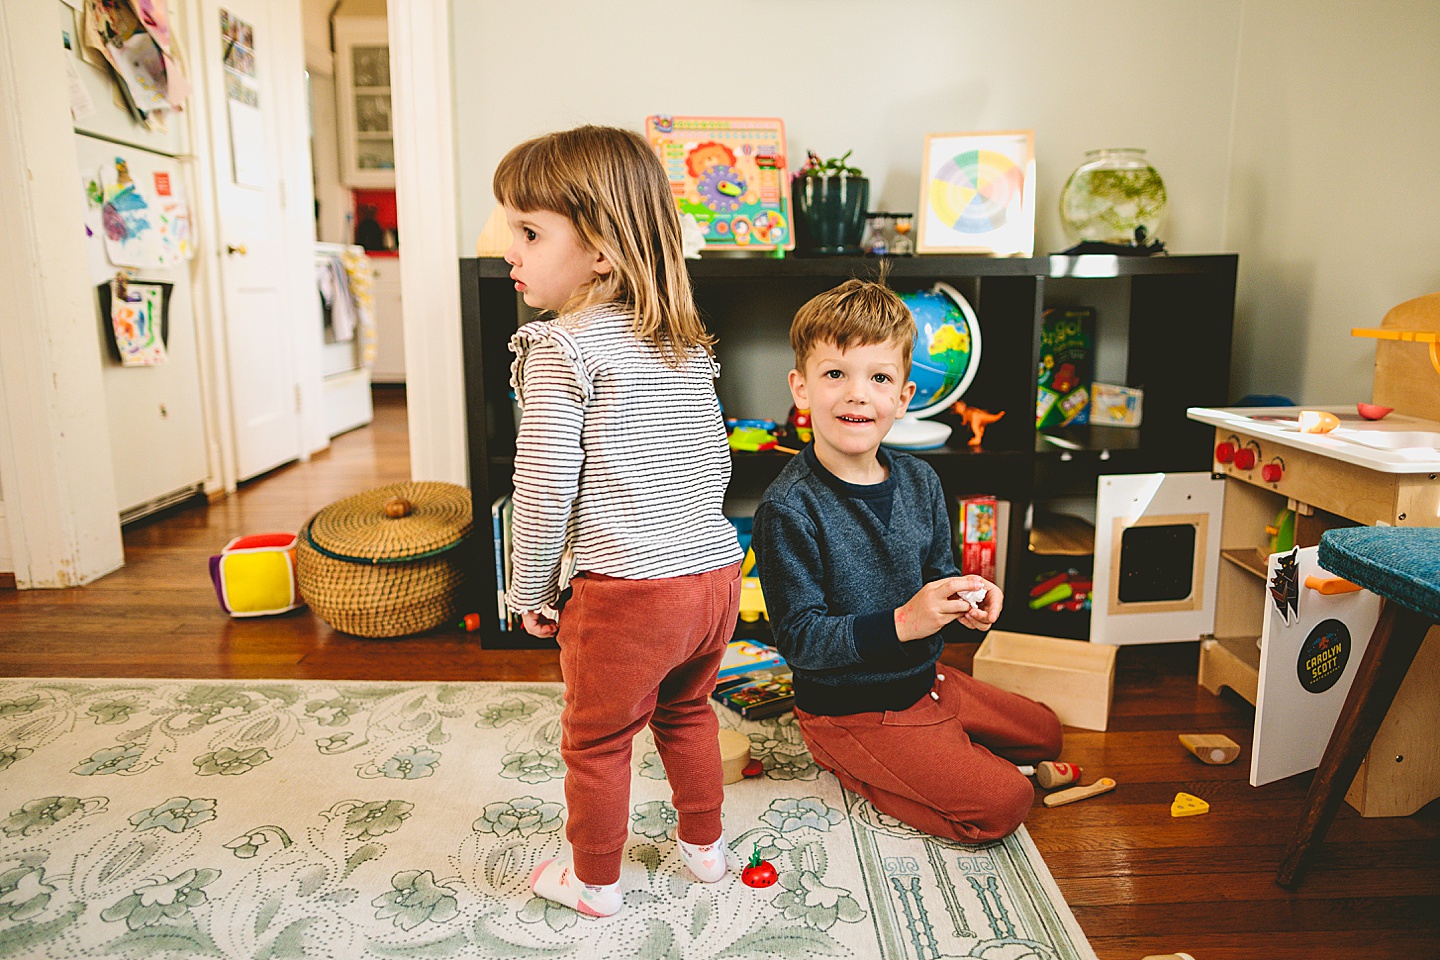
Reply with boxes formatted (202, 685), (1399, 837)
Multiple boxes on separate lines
(390, 0), (467, 486)
(181, 0), (240, 497)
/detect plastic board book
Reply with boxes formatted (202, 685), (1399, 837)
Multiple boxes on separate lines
(644, 115), (794, 251)
(717, 639), (786, 680)
(712, 671), (795, 719)
(1036, 307), (1094, 428)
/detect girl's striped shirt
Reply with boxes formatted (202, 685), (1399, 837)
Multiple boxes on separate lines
(506, 305), (741, 612)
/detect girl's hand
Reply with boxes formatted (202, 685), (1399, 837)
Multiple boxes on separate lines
(894, 577), (974, 642)
(521, 610), (559, 638)
(955, 576), (1002, 631)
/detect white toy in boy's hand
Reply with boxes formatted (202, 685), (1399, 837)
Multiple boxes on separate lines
(957, 588), (986, 607)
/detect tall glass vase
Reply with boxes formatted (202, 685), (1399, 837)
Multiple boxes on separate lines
(1059, 148), (1167, 246)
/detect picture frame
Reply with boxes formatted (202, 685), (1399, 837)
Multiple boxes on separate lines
(916, 130), (1035, 256)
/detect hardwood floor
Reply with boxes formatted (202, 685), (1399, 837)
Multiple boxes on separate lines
(1, 388), (1435, 958)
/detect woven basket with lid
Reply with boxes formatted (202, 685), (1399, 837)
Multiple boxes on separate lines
(297, 481), (472, 638)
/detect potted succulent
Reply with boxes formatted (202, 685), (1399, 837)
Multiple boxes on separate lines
(792, 150), (870, 255)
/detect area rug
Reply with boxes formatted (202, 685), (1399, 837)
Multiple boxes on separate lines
(0, 679), (1094, 959)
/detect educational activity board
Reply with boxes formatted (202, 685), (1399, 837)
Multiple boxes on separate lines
(645, 115), (793, 251)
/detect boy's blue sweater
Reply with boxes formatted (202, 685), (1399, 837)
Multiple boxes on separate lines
(752, 445), (959, 716)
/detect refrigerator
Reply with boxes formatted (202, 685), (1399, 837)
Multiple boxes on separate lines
(63, 0), (208, 522)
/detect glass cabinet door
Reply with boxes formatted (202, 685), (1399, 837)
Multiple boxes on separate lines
(335, 19), (394, 188)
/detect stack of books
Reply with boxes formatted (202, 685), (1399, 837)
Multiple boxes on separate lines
(712, 639), (793, 719)
(491, 494), (514, 632)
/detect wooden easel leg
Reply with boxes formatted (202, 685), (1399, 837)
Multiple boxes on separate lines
(1276, 601), (1433, 888)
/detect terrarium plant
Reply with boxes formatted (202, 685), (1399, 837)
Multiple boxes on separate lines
(1059, 148), (1167, 248)
(793, 150), (869, 255)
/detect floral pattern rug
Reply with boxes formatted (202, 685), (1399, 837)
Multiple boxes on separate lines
(0, 679), (1094, 959)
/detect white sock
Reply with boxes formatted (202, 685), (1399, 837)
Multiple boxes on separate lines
(528, 858), (622, 917)
(677, 833), (731, 883)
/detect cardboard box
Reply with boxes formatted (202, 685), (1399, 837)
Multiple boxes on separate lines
(1090, 382), (1143, 427)
(972, 631), (1117, 731)
(957, 495), (1008, 584)
(1036, 307), (1094, 428)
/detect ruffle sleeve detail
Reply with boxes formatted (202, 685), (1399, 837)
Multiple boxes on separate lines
(509, 322), (592, 406)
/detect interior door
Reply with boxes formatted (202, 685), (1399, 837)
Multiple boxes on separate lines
(198, 0), (301, 480)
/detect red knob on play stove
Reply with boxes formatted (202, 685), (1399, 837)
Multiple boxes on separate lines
(1214, 442), (1235, 464)
(1232, 448), (1257, 470)
(1261, 462), (1283, 483)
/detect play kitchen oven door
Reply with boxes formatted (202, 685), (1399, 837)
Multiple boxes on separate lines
(1088, 472), (1227, 647)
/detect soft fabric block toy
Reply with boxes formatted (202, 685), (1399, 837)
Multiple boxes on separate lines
(209, 533), (303, 617)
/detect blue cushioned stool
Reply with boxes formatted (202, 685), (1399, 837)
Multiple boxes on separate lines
(1276, 526), (1440, 888)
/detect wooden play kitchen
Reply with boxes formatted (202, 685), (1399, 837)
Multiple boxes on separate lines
(1187, 293), (1440, 818)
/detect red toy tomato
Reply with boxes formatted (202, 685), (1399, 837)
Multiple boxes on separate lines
(741, 846), (778, 888)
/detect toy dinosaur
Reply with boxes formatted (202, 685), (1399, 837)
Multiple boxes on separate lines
(951, 401), (1005, 447)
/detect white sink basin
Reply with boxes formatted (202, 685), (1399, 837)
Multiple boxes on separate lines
(1329, 429), (1440, 452)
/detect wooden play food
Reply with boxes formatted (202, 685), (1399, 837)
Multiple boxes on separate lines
(1042, 777), (1116, 807)
(1356, 402), (1394, 420)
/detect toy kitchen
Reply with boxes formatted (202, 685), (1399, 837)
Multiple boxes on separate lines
(1195, 298), (1438, 819)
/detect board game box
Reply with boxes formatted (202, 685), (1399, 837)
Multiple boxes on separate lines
(1036, 307), (1094, 429)
(712, 671), (794, 720)
(957, 494), (1009, 585)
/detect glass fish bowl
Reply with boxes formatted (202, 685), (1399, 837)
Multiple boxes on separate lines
(1059, 148), (1167, 245)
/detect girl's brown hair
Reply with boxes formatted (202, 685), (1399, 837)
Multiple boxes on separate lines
(493, 125), (712, 364)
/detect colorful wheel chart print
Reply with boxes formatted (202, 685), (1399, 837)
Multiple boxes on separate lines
(929, 149), (1024, 234)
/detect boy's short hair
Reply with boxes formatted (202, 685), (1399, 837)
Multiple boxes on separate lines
(790, 277), (916, 377)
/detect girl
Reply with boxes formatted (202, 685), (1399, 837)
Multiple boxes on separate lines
(496, 125), (743, 917)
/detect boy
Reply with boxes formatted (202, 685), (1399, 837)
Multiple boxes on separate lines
(752, 278), (1063, 843)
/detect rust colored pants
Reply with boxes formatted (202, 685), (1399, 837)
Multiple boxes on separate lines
(555, 562), (741, 884)
(795, 667), (1063, 843)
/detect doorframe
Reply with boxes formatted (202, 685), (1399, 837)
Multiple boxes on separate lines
(390, 0), (467, 486)
(181, 0), (239, 496)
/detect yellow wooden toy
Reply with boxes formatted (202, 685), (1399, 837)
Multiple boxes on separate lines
(1171, 792), (1210, 817)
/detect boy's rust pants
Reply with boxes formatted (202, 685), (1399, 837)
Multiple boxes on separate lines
(796, 667), (1063, 843)
(555, 563), (741, 885)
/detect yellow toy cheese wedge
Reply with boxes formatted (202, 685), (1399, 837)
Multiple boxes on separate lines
(1171, 792), (1210, 818)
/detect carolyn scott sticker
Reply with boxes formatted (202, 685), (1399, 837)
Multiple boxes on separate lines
(1297, 618), (1350, 694)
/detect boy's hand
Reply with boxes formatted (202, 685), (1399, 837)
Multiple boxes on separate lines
(955, 576), (1002, 632)
(521, 609), (559, 638)
(894, 577), (977, 642)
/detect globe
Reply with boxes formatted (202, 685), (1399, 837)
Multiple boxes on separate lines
(884, 282), (982, 449)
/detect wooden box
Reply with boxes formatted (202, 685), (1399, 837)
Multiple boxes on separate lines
(973, 631), (1118, 731)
